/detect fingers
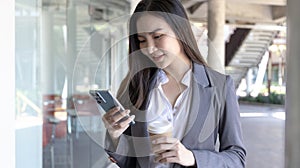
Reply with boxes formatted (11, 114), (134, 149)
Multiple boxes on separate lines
(152, 138), (180, 154)
(104, 106), (122, 118)
(152, 140), (196, 166)
(103, 107), (131, 125)
(152, 136), (178, 144)
(154, 150), (178, 163)
(151, 137), (180, 162)
(112, 115), (135, 129)
(102, 107), (135, 140)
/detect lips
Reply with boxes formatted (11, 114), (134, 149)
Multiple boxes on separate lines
(152, 54), (164, 62)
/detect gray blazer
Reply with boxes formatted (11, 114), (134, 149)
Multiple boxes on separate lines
(105, 63), (246, 168)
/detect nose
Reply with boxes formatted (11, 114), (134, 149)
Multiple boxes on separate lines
(146, 40), (157, 55)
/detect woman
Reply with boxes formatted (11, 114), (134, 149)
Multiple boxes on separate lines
(102, 0), (246, 167)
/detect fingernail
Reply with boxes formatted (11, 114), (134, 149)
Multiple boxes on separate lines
(131, 115), (135, 120)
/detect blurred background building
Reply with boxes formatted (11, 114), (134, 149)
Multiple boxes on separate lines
(3, 0), (300, 168)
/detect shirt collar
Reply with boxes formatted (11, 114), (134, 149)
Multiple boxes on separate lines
(181, 68), (192, 87)
(156, 70), (168, 86)
(155, 67), (192, 88)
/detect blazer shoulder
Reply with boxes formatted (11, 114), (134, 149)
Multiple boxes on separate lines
(204, 66), (229, 88)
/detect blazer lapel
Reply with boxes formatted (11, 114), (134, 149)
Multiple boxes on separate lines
(182, 64), (216, 148)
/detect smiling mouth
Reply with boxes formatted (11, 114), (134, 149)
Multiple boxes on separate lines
(152, 54), (164, 62)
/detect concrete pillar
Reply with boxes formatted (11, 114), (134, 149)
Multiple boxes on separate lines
(285, 0), (300, 167)
(246, 68), (253, 94)
(66, 2), (76, 101)
(267, 52), (272, 96)
(41, 10), (54, 94)
(278, 55), (283, 86)
(207, 0), (225, 73)
(0, 1), (15, 167)
(66, 1), (77, 144)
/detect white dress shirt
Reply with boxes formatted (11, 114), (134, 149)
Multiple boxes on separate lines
(147, 68), (193, 140)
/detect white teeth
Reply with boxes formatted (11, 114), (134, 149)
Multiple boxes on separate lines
(152, 54), (163, 58)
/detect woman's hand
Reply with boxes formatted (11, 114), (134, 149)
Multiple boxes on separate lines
(151, 137), (196, 167)
(102, 106), (135, 141)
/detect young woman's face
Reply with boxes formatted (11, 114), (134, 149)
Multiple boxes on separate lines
(136, 14), (187, 69)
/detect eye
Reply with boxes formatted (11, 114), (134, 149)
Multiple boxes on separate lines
(137, 37), (146, 43)
(138, 39), (146, 43)
(153, 34), (163, 39)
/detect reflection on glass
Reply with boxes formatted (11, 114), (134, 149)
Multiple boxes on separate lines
(15, 0), (130, 167)
(15, 0), (41, 118)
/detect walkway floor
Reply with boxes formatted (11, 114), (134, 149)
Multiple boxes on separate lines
(239, 102), (285, 168)
(43, 102), (286, 168)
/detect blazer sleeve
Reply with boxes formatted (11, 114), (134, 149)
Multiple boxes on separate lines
(104, 127), (138, 168)
(191, 76), (246, 168)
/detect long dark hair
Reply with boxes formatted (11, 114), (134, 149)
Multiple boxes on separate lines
(117, 0), (207, 111)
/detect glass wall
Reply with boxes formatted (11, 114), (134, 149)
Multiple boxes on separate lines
(15, 1), (43, 168)
(15, 0), (130, 167)
(15, 0), (41, 119)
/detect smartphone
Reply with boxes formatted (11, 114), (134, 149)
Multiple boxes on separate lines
(89, 90), (135, 125)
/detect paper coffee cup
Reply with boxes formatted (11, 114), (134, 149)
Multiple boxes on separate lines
(148, 119), (173, 141)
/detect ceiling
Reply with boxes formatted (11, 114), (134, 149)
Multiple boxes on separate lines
(17, 0), (286, 28)
(181, 0), (286, 26)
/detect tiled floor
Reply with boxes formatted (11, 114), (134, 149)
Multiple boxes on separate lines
(239, 103), (285, 168)
(43, 130), (118, 168)
(43, 102), (285, 168)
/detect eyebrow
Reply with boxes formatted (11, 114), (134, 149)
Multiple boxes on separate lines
(137, 28), (163, 37)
